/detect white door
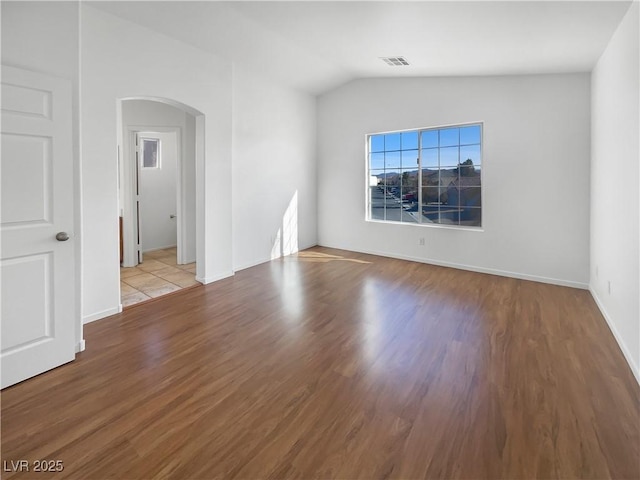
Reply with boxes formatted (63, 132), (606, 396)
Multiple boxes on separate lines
(137, 131), (178, 257)
(1, 66), (76, 389)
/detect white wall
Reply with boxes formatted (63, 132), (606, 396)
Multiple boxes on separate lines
(138, 131), (178, 253)
(317, 74), (591, 287)
(232, 66), (317, 270)
(1, 1), (83, 349)
(81, 5), (232, 322)
(590, 2), (639, 382)
(5, 3), (317, 326)
(184, 114), (196, 262)
(121, 100), (197, 263)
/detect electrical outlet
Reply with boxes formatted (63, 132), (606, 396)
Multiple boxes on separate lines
(419, 237), (425, 246)
(595, 266), (598, 278)
(608, 281), (611, 294)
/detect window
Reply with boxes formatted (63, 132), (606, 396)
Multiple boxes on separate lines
(368, 123), (482, 227)
(140, 137), (160, 169)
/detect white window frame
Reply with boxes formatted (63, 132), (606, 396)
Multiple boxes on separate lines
(366, 122), (484, 230)
(139, 137), (161, 169)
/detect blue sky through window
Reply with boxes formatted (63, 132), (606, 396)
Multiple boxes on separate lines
(369, 124), (481, 169)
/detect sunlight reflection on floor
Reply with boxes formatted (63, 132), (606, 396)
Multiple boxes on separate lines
(290, 251), (372, 264)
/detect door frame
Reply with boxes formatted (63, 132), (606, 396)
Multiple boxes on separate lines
(123, 127), (184, 267)
(116, 96), (206, 295)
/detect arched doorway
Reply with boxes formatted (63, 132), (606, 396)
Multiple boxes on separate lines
(116, 97), (205, 306)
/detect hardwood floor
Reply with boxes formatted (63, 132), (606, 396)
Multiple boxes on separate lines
(2, 247), (638, 479)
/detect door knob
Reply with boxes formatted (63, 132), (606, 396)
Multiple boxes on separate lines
(56, 232), (70, 242)
(170, 214), (176, 219)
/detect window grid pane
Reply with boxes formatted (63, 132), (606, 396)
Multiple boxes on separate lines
(368, 123), (482, 227)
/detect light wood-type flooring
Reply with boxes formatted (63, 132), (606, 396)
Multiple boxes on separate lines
(2, 247), (639, 479)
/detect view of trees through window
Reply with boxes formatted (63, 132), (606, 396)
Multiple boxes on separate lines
(368, 123), (482, 227)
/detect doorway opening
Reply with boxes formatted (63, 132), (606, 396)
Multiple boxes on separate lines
(120, 247), (198, 306)
(117, 99), (202, 307)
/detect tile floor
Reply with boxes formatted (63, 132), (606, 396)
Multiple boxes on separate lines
(120, 247), (198, 307)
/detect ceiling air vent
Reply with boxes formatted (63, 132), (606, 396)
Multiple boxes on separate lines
(380, 56), (410, 66)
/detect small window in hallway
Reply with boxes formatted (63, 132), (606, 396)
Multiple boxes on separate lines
(140, 137), (160, 169)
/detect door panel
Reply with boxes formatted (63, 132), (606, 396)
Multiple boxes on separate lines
(1, 83), (52, 118)
(1, 66), (76, 389)
(1, 133), (52, 225)
(137, 131), (178, 254)
(1, 254), (53, 350)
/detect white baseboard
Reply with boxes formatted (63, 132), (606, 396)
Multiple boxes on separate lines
(142, 244), (177, 253)
(76, 339), (86, 353)
(233, 257), (271, 272)
(233, 243), (317, 273)
(319, 243), (589, 290)
(195, 270), (234, 285)
(83, 306), (121, 324)
(589, 286), (640, 385)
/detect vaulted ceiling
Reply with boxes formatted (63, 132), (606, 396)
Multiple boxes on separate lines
(92, 1), (633, 95)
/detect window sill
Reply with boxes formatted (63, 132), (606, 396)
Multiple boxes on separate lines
(365, 218), (484, 232)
